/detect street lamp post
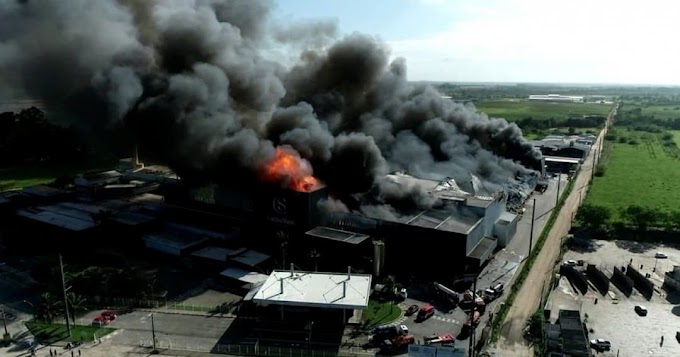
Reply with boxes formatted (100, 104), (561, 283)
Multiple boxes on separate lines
(22, 300), (34, 320)
(150, 313), (158, 354)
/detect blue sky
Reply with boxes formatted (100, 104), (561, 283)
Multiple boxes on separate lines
(274, 0), (680, 85)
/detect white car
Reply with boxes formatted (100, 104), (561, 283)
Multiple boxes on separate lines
(399, 325), (409, 335)
(590, 338), (611, 350)
(655, 252), (668, 259)
(563, 260), (577, 266)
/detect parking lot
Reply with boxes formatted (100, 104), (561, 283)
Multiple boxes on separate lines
(545, 239), (680, 356)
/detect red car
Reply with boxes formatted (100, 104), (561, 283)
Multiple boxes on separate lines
(91, 315), (110, 327)
(101, 310), (117, 321)
(405, 304), (419, 316)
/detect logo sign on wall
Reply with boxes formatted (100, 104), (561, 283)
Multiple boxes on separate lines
(272, 196), (287, 215)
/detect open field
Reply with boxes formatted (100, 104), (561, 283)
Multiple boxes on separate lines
(25, 322), (115, 343)
(0, 161), (115, 191)
(637, 104), (680, 120)
(474, 101), (611, 121)
(586, 131), (680, 220)
(672, 130), (680, 146)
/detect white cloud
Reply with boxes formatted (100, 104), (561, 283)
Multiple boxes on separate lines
(388, 0), (680, 84)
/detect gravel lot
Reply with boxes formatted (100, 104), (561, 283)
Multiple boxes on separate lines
(545, 239), (680, 356)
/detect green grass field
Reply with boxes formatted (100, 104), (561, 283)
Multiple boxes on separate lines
(25, 322), (115, 344)
(474, 100), (611, 121)
(639, 104), (680, 120)
(0, 161), (116, 191)
(586, 131), (680, 221)
(362, 300), (402, 327)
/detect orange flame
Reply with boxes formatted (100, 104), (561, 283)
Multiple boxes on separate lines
(261, 147), (321, 192)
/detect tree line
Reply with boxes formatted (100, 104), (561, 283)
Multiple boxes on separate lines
(575, 203), (680, 236)
(0, 107), (86, 167)
(30, 257), (153, 323)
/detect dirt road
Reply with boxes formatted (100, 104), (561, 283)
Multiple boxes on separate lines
(492, 104), (616, 356)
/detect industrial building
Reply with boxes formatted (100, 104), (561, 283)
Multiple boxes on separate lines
(544, 310), (591, 357)
(3, 152), (527, 283)
(528, 94), (584, 103)
(532, 135), (592, 174)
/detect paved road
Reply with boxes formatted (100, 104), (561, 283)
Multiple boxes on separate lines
(492, 103), (616, 356)
(82, 310), (235, 352)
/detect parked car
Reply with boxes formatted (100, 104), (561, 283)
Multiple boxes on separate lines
(101, 310), (117, 320)
(563, 260), (578, 267)
(399, 325), (409, 335)
(91, 315), (110, 326)
(405, 304), (419, 316)
(590, 338), (612, 351)
(655, 252), (668, 259)
(634, 305), (648, 316)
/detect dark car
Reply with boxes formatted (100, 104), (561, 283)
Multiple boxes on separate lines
(405, 304), (419, 316)
(634, 305), (648, 316)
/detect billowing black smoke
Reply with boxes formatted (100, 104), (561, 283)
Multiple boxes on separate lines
(0, 0), (542, 214)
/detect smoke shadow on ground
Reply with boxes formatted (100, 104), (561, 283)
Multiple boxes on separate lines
(614, 240), (658, 254)
(568, 233), (603, 253)
(665, 292), (680, 305)
(671, 305), (680, 317)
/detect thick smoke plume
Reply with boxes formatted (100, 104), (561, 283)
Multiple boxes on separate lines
(0, 0), (542, 215)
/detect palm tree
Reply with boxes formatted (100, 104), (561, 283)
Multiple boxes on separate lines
(66, 292), (87, 325)
(37, 292), (61, 322)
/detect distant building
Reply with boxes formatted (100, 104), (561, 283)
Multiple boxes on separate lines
(528, 94), (584, 103)
(531, 136), (592, 174)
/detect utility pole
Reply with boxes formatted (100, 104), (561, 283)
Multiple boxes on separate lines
(468, 273), (478, 357)
(2, 305), (8, 337)
(151, 313), (158, 354)
(555, 173), (561, 208)
(59, 254), (72, 337)
(529, 198), (536, 256)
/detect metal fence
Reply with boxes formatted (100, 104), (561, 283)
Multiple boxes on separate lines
(138, 340), (374, 357)
(86, 295), (238, 315)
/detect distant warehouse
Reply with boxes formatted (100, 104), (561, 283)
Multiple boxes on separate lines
(528, 94), (584, 103)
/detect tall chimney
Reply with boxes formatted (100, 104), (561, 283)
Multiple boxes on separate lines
(280, 278), (284, 294)
(342, 281), (346, 298)
(290, 263), (294, 277)
(347, 266), (351, 280)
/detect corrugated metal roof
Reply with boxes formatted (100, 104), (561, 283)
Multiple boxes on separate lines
(232, 250), (270, 267)
(220, 267), (268, 285)
(306, 227), (370, 245)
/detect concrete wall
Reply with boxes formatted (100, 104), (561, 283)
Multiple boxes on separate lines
(465, 220), (485, 255)
(626, 265), (654, 301)
(611, 267), (634, 297)
(482, 198), (504, 237)
(560, 265), (588, 295)
(663, 272), (680, 292)
(586, 264), (610, 296)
